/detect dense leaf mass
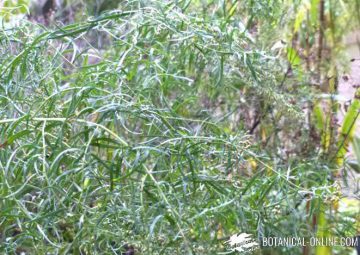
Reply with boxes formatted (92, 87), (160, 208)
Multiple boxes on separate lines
(0, 0), (359, 254)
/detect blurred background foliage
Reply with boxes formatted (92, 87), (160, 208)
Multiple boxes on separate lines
(0, 0), (360, 254)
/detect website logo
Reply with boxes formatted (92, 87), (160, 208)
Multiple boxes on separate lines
(225, 233), (259, 253)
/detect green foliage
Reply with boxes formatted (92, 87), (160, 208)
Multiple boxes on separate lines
(0, 0), (358, 254)
(0, 0), (29, 20)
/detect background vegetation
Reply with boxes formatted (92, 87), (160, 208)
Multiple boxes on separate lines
(0, 0), (359, 254)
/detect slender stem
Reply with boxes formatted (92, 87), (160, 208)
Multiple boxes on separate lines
(0, 117), (128, 146)
(318, 0), (325, 83)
